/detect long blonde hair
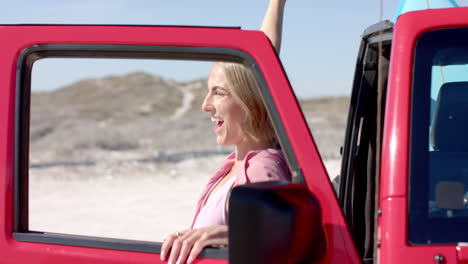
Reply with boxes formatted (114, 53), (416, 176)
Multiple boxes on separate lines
(217, 62), (278, 147)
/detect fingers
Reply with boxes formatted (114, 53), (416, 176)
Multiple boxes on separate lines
(162, 226), (228, 264)
(176, 232), (206, 264)
(167, 236), (183, 264)
(161, 230), (187, 262)
(185, 226), (228, 263)
(167, 230), (196, 264)
(187, 235), (228, 263)
(161, 233), (176, 261)
(188, 236), (208, 263)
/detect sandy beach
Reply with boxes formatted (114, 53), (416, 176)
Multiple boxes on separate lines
(29, 151), (340, 242)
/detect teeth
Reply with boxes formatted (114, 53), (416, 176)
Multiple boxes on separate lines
(211, 117), (223, 122)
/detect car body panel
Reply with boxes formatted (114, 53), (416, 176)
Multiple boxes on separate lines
(0, 25), (358, 263)
(379, 7), (468, 264)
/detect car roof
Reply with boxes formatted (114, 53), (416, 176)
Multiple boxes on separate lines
(392, 0), (459, 22)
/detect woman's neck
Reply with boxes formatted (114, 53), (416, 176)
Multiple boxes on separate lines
(234, 137), (272, 162)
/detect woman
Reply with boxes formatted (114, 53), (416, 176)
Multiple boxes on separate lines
(161, 1), (289, 263)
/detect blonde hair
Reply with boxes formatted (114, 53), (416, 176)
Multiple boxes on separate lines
(217, 62), (278, 147)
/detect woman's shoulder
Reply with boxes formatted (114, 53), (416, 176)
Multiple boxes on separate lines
(239, 148), (291, 184)
(245, 148), (287, 165)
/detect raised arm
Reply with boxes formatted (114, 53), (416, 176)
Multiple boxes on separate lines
(260, 0), (287, 54)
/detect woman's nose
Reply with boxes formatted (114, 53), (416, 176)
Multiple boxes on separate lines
(201, 94), (213, 113)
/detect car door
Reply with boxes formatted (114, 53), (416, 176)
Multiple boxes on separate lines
(0, 25), (359, 263)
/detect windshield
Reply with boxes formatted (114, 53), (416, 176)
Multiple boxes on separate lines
(409, 27), (468, 245)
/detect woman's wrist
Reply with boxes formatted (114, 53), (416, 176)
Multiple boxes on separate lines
(272, 0), (287, 5)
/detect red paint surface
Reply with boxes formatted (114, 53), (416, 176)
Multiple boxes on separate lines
(379, 7), (468, 264)
(457, 245), (468, 263)
(0, 25), (357, 263)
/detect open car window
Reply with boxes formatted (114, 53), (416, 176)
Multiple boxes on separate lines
(14, 44), (297, 257)
(29, 58), (217, 241)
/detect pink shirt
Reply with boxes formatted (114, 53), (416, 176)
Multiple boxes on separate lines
(191, 148), (291, 229)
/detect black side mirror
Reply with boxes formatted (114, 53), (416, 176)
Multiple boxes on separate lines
(229, 181), (325, 264)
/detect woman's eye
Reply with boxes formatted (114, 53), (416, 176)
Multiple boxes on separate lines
(213, 89), (227, 96)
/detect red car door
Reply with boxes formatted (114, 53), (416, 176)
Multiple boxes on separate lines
(0, 25), (359, 263)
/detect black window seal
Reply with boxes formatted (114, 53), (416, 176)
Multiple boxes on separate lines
(14, 44), (301, 255)
(339, 20), (393, 201)
(339, 20), (393, 262)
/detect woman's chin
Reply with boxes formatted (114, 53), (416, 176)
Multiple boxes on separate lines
(216, 136), (231, 146)
(216, 139), (227, 146)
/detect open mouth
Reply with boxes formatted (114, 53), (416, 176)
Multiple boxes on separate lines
(211, 117), (224, 131)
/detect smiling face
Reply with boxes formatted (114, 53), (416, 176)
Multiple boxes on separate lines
(202, 63), (248, 146)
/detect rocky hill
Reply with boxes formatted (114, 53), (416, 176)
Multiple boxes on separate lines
(30, 72), (349, 161)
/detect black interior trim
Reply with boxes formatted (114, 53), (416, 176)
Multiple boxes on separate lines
(339, 21), (393, 264)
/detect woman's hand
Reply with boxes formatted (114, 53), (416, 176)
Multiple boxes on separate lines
(161, 225), (228, 264)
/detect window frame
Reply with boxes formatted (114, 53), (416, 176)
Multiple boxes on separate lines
(409, 27), (468, 245)
(339, 20), (393, 260)
(14, 44), (301, 255)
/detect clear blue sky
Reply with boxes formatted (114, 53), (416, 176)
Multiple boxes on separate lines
(2, 0), (401, 98)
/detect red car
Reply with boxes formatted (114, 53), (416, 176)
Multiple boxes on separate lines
(1, 6), (468, 264)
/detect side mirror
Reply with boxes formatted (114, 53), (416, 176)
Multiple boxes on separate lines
(229, 181), (325, 264)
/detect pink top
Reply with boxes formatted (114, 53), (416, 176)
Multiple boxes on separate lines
(191, 148), (291, 229)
